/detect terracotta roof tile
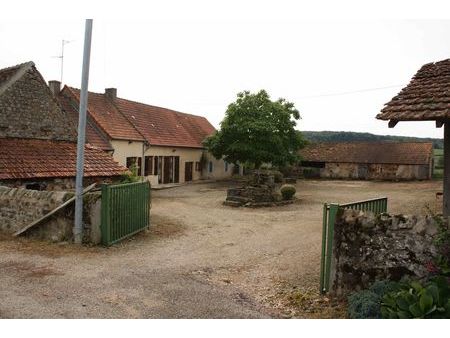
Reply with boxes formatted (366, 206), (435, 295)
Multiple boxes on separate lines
(300, 142), (433, 165)
(63, 86), (144, 142)
(0, 138), (127, 180)
(58, 92), (113, 151)
(377, 59), (450, 121)
(63, 86), (215, 148)
(113, 98), (216, 148)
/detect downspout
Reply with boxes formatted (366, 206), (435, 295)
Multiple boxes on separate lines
(141, 140), (150, 181)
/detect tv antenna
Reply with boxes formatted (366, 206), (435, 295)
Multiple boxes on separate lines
(52, 39), (73, 84)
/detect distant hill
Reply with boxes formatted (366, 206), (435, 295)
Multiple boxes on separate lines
(302, 131), (444, 149)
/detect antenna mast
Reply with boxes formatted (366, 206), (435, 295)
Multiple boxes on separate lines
(57, 39), (71, 84)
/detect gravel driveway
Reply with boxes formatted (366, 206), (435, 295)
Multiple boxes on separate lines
(0, 179), (441, 318)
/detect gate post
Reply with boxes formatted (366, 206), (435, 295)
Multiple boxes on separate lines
(100, 184), (111, 246)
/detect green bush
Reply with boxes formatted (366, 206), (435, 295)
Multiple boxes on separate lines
(347, 280), (398, 319)
(381, 276), (450, 319)
(348, 290), (381, 319)
(280, 184), (296, 200)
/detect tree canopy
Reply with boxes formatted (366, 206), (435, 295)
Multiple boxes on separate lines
(203, 90), (305, 169)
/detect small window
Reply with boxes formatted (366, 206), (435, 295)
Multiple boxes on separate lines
(126, 157), (141, 175)
(25, 182), (45, 191)
(195, 161), (201, 171)
(208, 161), (213, 173)
(224, 161), (229, 172)
(144, 156), (153, 176)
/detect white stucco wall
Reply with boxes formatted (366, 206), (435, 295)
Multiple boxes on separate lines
(109, 140), (235, 185)
(110, 140), (144, 167)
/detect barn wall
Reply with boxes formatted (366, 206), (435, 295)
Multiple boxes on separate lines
(302, 162), (431, 180)
(320, 163), (359, 179)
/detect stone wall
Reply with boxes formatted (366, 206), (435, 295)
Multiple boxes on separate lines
(0, 185), (101, 243)
(302, 162), (431, 180)
(0, 176), (121, 191)
(0, 66), (77, 141)
(330, 209), (439, 296)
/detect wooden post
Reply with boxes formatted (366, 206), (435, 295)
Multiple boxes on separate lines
(444, 123), (450, 216)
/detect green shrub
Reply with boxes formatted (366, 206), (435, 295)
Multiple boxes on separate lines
(347, 280), (398, 319)
(348, 290), (381, 319)
(120, 163), (140, 183)
(381, 276), (450, 319)
(280, 184), (296, 200)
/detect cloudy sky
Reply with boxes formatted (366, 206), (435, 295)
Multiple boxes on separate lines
(1, 2), (449, 138)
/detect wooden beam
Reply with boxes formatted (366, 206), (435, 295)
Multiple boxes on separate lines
(13, 183), (97, 237)
(388, 120), (398, 128)
(436, 120), (445, 128)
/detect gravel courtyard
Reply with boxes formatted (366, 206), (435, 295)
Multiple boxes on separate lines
(0, 179), (442, 318)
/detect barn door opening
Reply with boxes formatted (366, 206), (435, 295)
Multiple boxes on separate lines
(185, 161), (193, 182)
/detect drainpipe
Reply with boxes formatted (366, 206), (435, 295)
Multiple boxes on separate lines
(74, 19), (93, 244)
(141, 141), (150, 181)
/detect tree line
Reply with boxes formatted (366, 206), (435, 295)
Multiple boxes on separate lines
(302, 131), (444, 149)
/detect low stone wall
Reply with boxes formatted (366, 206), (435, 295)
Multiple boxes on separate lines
(0, 185), (101, 243)
(330, 209), (439, 296)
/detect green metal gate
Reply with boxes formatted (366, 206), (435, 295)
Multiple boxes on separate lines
(101, 181), (151, 246)
(319, 197), (388, 294)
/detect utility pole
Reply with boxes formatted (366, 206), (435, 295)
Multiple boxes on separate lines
(74, 19), (93, 244)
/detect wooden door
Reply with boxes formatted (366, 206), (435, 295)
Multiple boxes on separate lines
(174, 157), (180, 183)
(163, 156), (171, 183)
(185, 161), (193, 182)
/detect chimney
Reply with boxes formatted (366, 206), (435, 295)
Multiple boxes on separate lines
(105, 88), (117, 101)
(48, 80), (61, 96)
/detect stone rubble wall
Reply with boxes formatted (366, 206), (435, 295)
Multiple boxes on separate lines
(0, 185), (101, 243)
(330, 209), (439, 296)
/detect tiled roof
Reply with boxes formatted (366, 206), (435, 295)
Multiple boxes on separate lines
(0, 138), (127, 180)
(58, 92), (113, 151)
(377, 59), (450, 121)
(300, 142), (433, 165)
(63, 86), (215, 148)
(113, 98), (216, 148)
(62, 86), (144, 142)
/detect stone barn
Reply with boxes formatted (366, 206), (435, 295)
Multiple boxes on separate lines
(299, 142), (433, 180)
(0, 61), (127, 190)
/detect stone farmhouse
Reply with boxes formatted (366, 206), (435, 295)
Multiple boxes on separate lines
(299, 142), (433, 180)
(52, 82), (237, 186)
(0, 62), (127, 190)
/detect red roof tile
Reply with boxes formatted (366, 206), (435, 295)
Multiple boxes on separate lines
(0, 138), (127, 180)
(63, 86), (215, 148)
(113, 98), (216, 148)
(63, 86), (144, 142)
(58, 92), (113, 151)
(300, 142), (433, 165)
(378, 59), (450, 121)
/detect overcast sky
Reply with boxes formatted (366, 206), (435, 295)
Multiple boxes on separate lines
(1, 8), (450, 138)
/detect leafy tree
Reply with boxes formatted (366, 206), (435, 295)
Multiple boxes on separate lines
(203, 90), (305, 169)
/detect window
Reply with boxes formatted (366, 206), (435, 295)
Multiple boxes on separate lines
(144, 156), (153, 176)
(195, 161), (201, 171)
(208, 161), (213, 173)
(126, 157), (141, 175)
(224, 161), (229, 172)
